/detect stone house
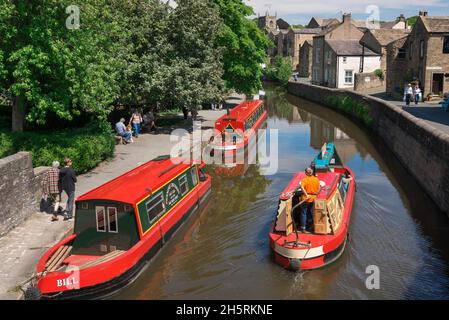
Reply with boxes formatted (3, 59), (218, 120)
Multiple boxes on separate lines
(386, 12), (449, 97)
(312, 13), (365, 86)
(307, 17), (340, 29)
(320, 40), (381, 88)
(380, 14), (410, 30)
(360, 28), (410, 77)
(299, 40), (313, 77)
(285, 28), (321, 70)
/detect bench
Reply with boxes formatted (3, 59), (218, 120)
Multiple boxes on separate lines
(115, 135), (124, 145)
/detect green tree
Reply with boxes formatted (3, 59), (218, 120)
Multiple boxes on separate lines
(213, 0), (271, 96)
(265, 56), (292, 86)
(0, 0), (120, 131)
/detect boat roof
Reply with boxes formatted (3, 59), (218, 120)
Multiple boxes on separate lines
(314, 142), (343, 170)
(280, 170), (340, 201)
(216, 100), (264, 124)
(76, 156), (193, 204)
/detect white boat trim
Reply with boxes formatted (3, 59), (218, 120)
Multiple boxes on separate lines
(274, 243), (324, 259)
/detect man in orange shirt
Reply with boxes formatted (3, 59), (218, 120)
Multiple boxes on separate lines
(299, 167), (321, 233)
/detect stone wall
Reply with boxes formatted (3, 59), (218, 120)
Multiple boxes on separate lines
(354, 72), (385, 92)
(288, 81), (449, 215)
(0, 152), (49, 236)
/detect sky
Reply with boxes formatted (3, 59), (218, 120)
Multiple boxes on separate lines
(244, 0), (449, 25)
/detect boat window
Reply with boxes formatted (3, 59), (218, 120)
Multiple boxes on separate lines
(146, 192), (166, 224)
(81, 202), (88, 210)
(108, 207), (118, 233)
(179, 174), (189, 196)
(96, 206), (106, 232)
(338, 177), (347, 201)
(191, 167), (198, 186)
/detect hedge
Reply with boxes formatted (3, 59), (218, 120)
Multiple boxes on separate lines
(0, 121), (115, 174)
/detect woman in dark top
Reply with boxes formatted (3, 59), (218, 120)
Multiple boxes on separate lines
(59, 158), (77, 220)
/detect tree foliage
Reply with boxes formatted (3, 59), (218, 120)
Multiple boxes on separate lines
(0, 0), (268, 129)
(213, 0), (270, 95)
(265, 56), (293, 86)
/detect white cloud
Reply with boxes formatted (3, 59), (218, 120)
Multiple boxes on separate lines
(245, 0), (448, 16)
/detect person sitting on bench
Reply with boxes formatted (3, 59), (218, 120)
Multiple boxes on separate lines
(115, 118), (131, 143)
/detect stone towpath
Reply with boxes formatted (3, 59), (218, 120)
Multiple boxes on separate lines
(0, 102), (242, 299)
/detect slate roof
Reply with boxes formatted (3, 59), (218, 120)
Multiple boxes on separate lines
(421, 16), (449, 33)
(365, 28), (410, 46)
(326, 40), (380, 56)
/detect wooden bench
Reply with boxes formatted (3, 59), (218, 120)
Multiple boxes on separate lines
(115, 135), (124, 145)
(45, 245), (73, 272)
(79, 250), (125, 270)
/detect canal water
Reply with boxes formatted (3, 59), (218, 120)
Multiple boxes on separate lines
(115, 86), (449, 299)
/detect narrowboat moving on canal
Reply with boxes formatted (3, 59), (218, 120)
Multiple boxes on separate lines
(269, 143), (356, 271)
(208, 99), (267, 161)
(26, 156), (211, 299)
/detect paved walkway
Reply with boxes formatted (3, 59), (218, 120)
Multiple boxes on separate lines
(369, 91), (449, 135)
(0, 101), (243, 299)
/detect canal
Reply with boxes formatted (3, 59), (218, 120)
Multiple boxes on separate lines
(115, 86), (449, 299)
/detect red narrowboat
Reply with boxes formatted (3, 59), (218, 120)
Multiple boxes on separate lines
(269, 143), (356, 271)
(27, 156), (211, 299)
(208, 100), (267, 161)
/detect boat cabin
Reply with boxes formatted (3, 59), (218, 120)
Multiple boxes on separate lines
(213, 100), (266, 144)
(72, 156), (206, 256)
(274, 143), (352, 236)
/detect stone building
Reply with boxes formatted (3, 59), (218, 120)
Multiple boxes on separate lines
(256, 14), (290, 32)
(312, 13), (365, 86)
(306, 17), (340, 29)
(386, 12), (449, 97)
(299, 40), (313, 77)
(380, 14), (410, 30)
(360, 28), (410, 77)
(285, 28), (321, 70)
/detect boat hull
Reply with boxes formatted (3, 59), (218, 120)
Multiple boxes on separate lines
(269, 166), (355, 271)
(31, 180), (212, 300)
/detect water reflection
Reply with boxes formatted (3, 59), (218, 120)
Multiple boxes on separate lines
(115, 85), (449, 300)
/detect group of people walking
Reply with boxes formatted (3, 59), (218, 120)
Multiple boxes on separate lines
(115, 109), (157, 144)
(403, 83), (422, 107)
(41, 158), (77, 221)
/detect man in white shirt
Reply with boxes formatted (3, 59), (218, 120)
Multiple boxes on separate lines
(404, 83), (413, 107)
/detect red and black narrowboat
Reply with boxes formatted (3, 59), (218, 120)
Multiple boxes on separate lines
(27, 156), (211, 299)
(208, 100), (267, 162)
(269, 143), (356, 271)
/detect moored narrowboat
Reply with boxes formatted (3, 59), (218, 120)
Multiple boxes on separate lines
(26, 156), (211, 299)
(269, 143), (356, 271)
(208, 100), (267, 161)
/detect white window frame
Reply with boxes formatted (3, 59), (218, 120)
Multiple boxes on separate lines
(107, 207), (118, 233)
(146, 192), (166, 225)
(95, 206), (106, 233)
(179, 174), (189, 196)
(344, 70), (354, 84)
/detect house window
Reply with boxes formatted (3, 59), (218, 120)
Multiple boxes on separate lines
(96, 206), (106, 232)
(398, 48), (406, 59)
(108, 207), (118, 233)
(444, 36), (449, 54)
(343, 57), (347, 63)
(146, 192), (166, 224)
(179, 174), (189, 196)
(420, 40), (425, 58)
(345, 70), (353, 84)
(316, 47), (321, 63)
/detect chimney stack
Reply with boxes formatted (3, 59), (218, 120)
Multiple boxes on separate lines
(342, 13), (352, 24)
(419, 11), (428, 16)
